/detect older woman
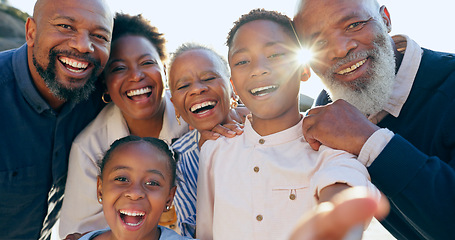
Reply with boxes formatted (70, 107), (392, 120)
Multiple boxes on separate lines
(58, 13), (189, 238)
(168, 43), (248, 237)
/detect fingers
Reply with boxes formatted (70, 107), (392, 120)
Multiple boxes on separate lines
(197, 123), (245, 148)
(302, 113), (321, 151)
(198, 130), (221, 148)
(289, 187), (389, 240)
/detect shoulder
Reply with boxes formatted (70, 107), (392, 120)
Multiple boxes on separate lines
(419, 48), (455, 79)
(0, 48), (18, 85)
(78, 228), (110, 240)
(200, 134), (242, 157)
(72, 103), (127, 154)
(159, 225), (193, 239)
(172, 129), (198, 152)
(413, 48), (455, 101)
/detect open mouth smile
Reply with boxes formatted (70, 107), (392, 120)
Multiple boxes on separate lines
(119, 209), (146, 227)
(250, 85), (278, 96)
(336, 59), (367, 75)
(190, 101), (217, 114)
(126, 87), (152, 100)
(59, 56), (89, 73)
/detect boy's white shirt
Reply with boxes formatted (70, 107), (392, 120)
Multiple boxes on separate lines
(196, 117), (379, 240)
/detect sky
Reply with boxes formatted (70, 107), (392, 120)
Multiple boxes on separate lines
(10, 0), (455, 100)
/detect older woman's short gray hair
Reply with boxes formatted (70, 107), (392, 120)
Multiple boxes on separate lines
(168, 42), (230, 83)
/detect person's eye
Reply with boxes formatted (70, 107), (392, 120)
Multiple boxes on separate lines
(346, 18), (371, 32)
(203, 77), (216, 82)
(268, 53), (285, 59)
(92, 33), (109, 42)
(111, 65), (126, 73)
(312, 39), (328, 51)
(57, 24), (73, 30)
(145, 180), (160, 187)
(114, 176), (128, 182)
(177, 84), (189, 90)
(235, 60), (248, 66)
(142, 59), (157, 66)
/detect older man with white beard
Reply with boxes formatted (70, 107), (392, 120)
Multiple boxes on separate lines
(292, 0), (455, 239)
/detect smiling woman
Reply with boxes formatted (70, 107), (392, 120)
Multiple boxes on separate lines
(57, 13), (189, 239)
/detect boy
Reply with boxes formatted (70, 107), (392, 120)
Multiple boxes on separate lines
(196, 9), (379, 239)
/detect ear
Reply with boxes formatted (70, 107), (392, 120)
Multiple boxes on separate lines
(25, 17), (37, 47)
(96, 176), (103, 204)
(300, 66), (311, 82)
(164, 186), (177, 212)
(380, 6), (392, 33)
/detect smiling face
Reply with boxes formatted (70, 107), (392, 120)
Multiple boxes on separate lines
(104, 35), (166, 123)
(228, 20), (303, 125)
(169, 49), (232, 131)
(294, 0), (396, 115)
(26, 0), (112, 103)
(97, 141), (175, 240)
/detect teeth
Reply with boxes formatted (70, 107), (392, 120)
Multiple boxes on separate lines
(190, 101), (216, 113)
(119, 210), (145, 217)
(59, 57), (89, 70)
(126, 221), (142, 227)
(126, 87), (152, 97)
(337, 59), (367, 75)
(250, 85), (277, 96)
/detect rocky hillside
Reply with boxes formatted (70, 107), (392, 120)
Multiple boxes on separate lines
(0, 3), (28, 51)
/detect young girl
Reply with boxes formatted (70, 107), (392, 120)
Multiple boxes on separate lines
(79, 136), (192, 240)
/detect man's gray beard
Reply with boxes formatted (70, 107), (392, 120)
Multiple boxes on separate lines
(320, 31), (396, 116)
(32, 49), (99, 104)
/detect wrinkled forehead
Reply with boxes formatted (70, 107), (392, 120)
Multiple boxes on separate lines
(294, 0), (379, 43)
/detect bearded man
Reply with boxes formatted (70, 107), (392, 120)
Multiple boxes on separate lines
(293, 0), (455, 239)
(0, 0), (113, 239)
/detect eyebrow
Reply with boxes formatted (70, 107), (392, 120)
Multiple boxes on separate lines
(230, 41), (280, 57)
(147, 169), (165, 180)
(107, 54), (154, 66)
(111, 166), (166, 180)
(308, 13), (362, 43)
(52, 15), (111, 34)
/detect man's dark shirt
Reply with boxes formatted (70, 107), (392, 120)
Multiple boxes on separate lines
(0, 44), (103, 239)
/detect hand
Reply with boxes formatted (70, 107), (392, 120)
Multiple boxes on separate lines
(289, 187), (390, 240)
(198, 107), (249, 148)
(302, 99), (379, 155)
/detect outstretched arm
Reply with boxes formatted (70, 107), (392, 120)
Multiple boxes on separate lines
(289, 187), (389, 240)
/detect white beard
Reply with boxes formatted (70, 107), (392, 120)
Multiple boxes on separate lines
(320, 30), (396, 116)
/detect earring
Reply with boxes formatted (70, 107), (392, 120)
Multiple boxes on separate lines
(230, 95), (239, 109)
(175, 114), (181, 125)
(98, 197), (102, 203)
(166, 205), (170, 211)
(102, 92), (111, 104)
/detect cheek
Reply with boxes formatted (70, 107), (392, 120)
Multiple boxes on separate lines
(95, 43), (111, 66)
(106, 77), (124, 94)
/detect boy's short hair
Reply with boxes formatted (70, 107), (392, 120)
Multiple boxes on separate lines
(226, 8), (299, 48)
(112, 13), (167, 62)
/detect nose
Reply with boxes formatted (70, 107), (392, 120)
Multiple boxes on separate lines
(327, 35), (357, 61)
(129, 67), (145, 82)
(251, 57), (270, 78)
(68, 31), (95, 54)
(124, 183), (145, 200)
(189, 80), (208, 96)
